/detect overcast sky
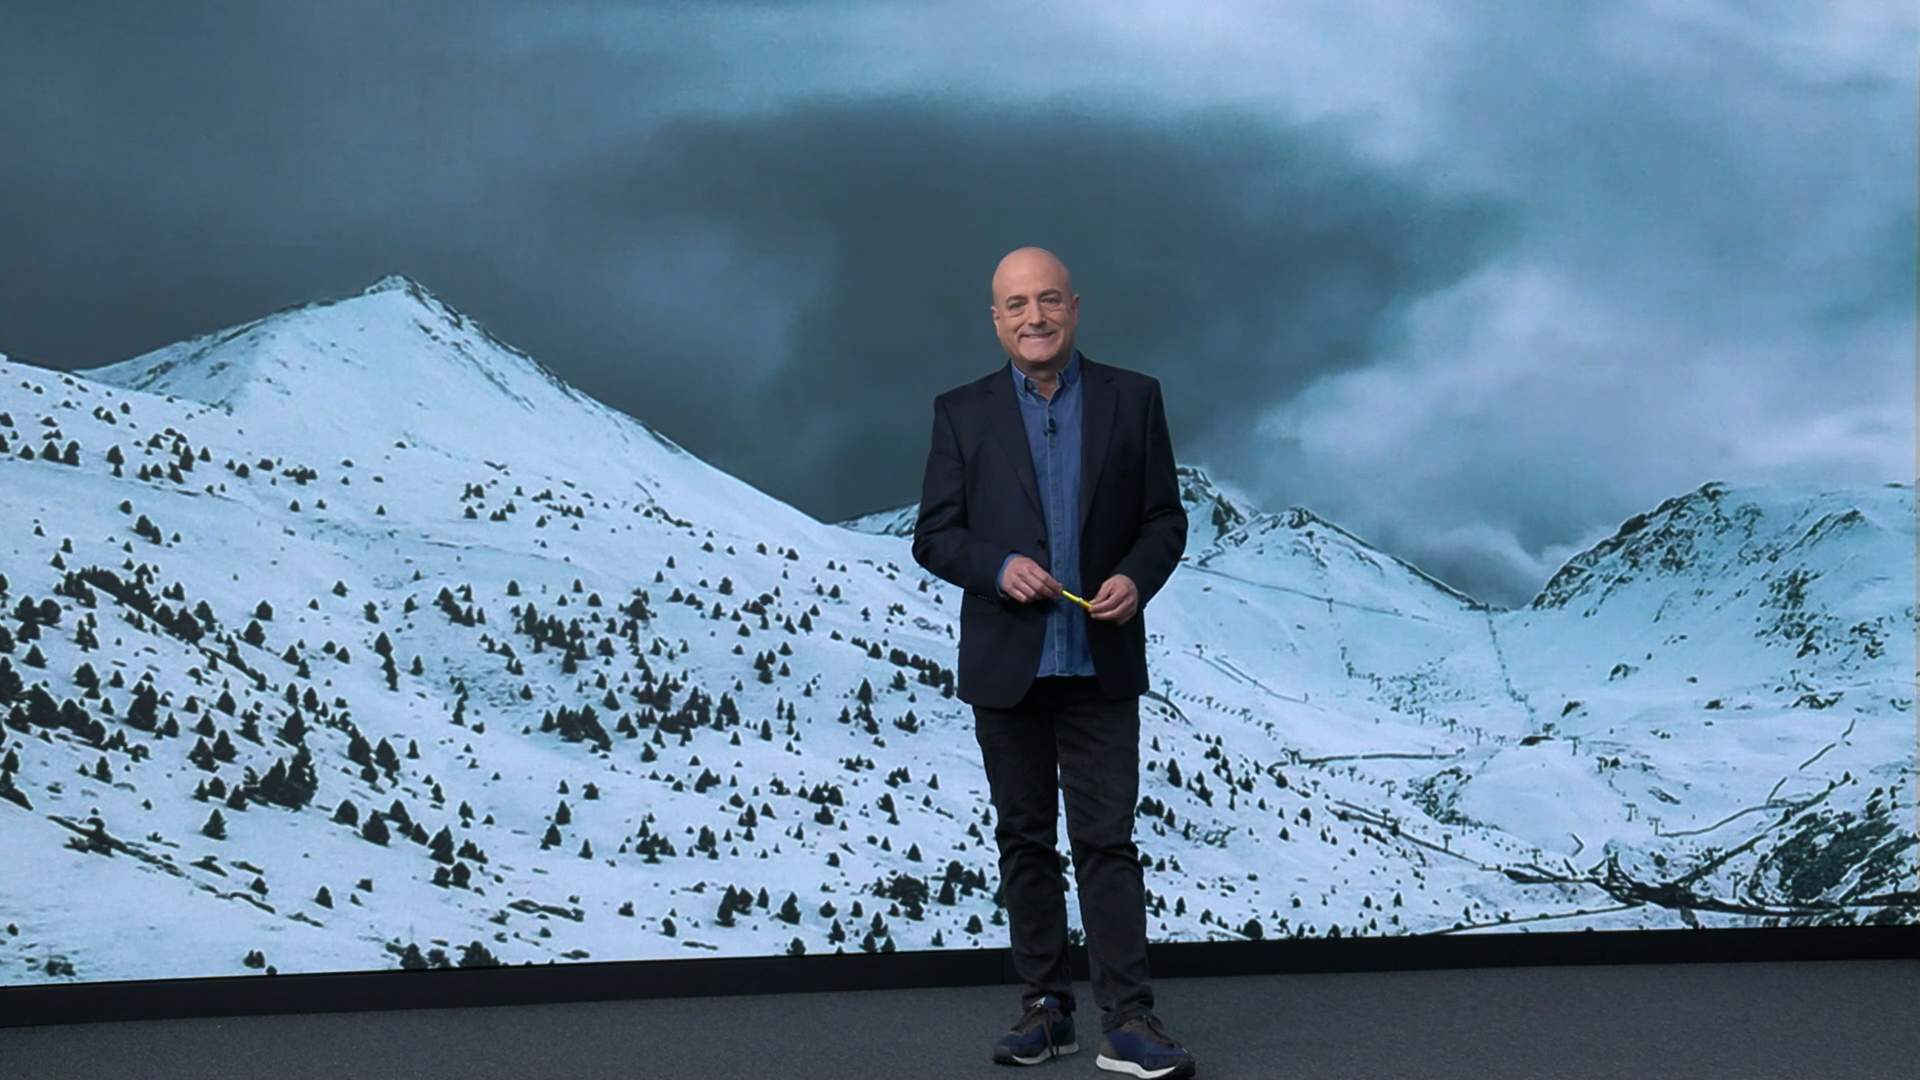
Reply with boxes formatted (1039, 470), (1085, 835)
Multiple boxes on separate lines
(2, 1), (1912, 607)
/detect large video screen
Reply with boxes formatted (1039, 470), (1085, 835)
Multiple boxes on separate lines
(1, 4), (1913, 987)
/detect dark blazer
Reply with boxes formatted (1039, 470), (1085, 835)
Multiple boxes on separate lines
(912, 352), (1187, 708)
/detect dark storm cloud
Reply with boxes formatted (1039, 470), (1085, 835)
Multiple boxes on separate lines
(1238, 1), (1917, 607)
(0, 1), (1514, 532)
(0, 1), (705, 374)
(1, 1), (1909, 609)
(549, 98), (1514, 521)
(0, 1), (820, 502)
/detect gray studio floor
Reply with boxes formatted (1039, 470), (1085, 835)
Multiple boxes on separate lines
(2, 959), (1914, 1079)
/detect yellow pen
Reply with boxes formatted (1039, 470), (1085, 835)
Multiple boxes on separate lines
(1058, 588), (1093, 611)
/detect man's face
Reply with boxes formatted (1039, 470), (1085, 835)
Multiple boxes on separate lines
(991, 259), (1078, 371)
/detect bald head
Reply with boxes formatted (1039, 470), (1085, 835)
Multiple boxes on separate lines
(989, 246), (1080, 378)
(990, 246), (1073, 305)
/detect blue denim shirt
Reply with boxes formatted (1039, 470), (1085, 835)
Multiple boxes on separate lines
(995, 349), (1095, 677)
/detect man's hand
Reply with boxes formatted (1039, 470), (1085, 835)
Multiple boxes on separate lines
(998, 555), (1063, 603)
(1086, 573), (1139, 623)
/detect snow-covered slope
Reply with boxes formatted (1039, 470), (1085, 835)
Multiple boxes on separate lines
(84, 274), (825, 543)
(0, 279), (1910, 987)
(1475, 481), (1917, 905)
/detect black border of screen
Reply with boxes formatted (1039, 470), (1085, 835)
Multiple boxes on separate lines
(2, 924), (1913, 1029)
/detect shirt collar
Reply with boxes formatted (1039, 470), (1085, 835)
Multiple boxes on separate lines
(1010, 347), (1081, 398)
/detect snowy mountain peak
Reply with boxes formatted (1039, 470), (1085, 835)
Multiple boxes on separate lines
(1205, 503), (1361, 552)
(1175, 464), (1259, 553)
(1280, 505), (1334, 531)
(66, 276), (835, 540)
(359, 272), (436, 300)
(77, 273), (595, 421)
(1526, 479), (1914, 671)
(837, 502), (919, 537)
(348, 274), (545, 378)
(1531, 480), (1762, 610)
(1196, 503), (1489, 611)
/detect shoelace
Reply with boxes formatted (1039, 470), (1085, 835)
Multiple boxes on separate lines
(1118, 1012), (1179, 1048)
(1016, 997), (1066, 1055)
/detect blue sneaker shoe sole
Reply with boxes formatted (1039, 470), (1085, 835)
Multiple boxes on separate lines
(994, 1040), (1078, 1065)
(1095, 1051), (1196, 1078)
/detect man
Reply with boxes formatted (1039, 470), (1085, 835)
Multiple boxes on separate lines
(912, 246), (1196, 1078)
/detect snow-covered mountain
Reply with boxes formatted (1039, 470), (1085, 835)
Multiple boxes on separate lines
(1175, 464), (1260, 555)
(0, 278), (1911, 986)
(84, 274), (814, 543)
(837, 504), (919, 538)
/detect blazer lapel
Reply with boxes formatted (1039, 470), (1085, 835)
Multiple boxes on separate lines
(983, 365), (1044, 521)
(1077, 355), (1115, 536)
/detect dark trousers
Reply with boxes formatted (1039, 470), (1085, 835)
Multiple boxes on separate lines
(972, 674), (1154, 1032)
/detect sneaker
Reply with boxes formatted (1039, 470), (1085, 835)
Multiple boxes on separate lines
(1095, 1012), (1196, 1078)
(992, 993), (1078, 1065)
